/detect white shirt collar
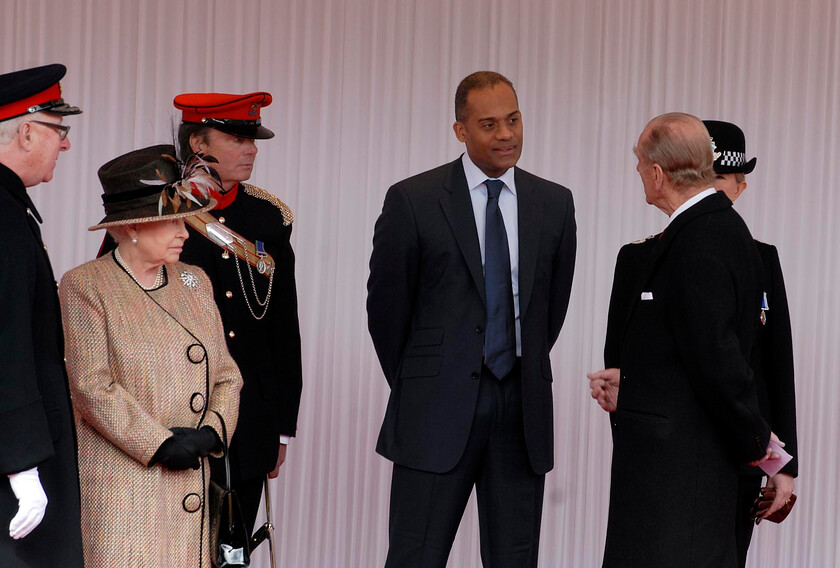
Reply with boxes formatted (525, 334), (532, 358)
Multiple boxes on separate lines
(461, 153), (517, 195)
(667, 188), (716, 226)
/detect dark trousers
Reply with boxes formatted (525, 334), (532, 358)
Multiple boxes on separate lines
(735, 475), (763, 568)
(385, 363), (545, 568)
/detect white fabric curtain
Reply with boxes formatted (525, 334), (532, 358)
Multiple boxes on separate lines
(4, 0), (838, 566)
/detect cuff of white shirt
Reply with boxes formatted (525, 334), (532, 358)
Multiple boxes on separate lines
(279, 435), (291, 445)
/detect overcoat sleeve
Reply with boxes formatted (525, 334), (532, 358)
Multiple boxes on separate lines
(59, 268), (172, 466)
(760, 245), (798, 475)
(0, 221), (54, 474)
(546, 190), (576, 349)
(367, 185), (420, 386)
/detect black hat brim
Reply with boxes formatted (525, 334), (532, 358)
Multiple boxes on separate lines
(209, 122), (275, 140)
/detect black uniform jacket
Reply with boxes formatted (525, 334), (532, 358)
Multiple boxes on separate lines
(0, 163), (83, 567)
(367, 157), (576, 475)
(602, 191), (771, 568)
(177, 183), (302, 481)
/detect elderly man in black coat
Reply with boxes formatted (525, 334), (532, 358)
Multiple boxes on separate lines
(0, 63), (84, 568)
(589, 113), (782, 567)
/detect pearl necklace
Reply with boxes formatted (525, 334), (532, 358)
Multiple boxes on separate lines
(114, 248), (165, 290)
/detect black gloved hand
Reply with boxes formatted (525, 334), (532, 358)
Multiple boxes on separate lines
(169, 426), (220, 458)
(151, 435), (200, 470)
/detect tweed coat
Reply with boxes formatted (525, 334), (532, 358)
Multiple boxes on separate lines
(59, 254), (242, 568)
(0, 163), (83, 568)
(602, 192), (771, 567)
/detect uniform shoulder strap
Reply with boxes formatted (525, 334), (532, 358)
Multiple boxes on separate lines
(240, 183), (294, 226)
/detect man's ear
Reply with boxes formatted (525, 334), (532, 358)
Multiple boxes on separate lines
(651, 163), (665, 189)
(189, 133), (205, 154)
(17, 121), (34, 150)
(453, 121), (467, 143)
(734, 180), (748, 198)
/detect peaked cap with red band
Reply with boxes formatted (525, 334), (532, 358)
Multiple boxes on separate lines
(0, 63), (82, 122)
(174, 91), (274, 139)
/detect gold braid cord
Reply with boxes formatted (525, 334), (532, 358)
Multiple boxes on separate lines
(240, 183), (294, 226)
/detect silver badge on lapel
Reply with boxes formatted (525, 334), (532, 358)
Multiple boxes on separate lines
(180, 270), (198, 289)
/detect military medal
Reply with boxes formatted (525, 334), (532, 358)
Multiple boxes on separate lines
(760, 291), (769, 325)
(256, 240), (268, 275)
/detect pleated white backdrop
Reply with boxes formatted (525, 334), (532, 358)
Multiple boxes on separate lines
(3, 0), (839, 566)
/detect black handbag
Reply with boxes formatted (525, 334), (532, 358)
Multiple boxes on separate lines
(208, 411), (251, 568)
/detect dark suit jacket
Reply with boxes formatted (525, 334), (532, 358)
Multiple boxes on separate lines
(367, 157), (576, 475)
(0, 164), (83, 567)
(604, 237), (798, 478)
(602, 191), (771, 568)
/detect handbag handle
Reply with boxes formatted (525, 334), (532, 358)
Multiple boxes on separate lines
(210, 409), (232, 490)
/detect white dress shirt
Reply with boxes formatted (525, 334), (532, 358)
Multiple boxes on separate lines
(461, 153), (521, 356)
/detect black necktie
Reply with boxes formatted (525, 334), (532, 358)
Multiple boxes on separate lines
(483, 179), (516, 379)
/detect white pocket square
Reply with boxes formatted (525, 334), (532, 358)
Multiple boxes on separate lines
(641, 292), (654, 300)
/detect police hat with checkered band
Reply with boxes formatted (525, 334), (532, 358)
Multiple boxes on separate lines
(0, 63), (82, 122)
(703, 120), (756, 175)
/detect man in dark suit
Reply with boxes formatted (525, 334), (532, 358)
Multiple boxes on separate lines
(0, 63), (84, 568)
(367, 71), (576, 568)
(704, 119), (798, 566)
(590, 113), (779, 567)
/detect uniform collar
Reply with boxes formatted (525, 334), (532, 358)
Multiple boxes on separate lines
(210, 182), (239, 210)
(0, 162), (43, 222)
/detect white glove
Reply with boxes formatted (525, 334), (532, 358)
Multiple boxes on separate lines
(8, 467), (48, 539)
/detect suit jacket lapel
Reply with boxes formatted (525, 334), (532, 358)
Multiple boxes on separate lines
(516, 168), (544, 318)
(439, 158), (486, 304)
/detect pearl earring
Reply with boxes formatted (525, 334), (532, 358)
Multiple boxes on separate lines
(131, 236), (138, 244)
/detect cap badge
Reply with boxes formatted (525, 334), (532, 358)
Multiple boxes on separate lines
(710, 137), (722, 162)
(249, 103), (259, 116)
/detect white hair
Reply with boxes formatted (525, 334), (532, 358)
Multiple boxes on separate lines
(0, 112), (48, 145)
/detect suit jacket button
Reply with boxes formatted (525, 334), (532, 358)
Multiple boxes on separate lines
(471, 372), (480, 380)
(475, 325), (483, 333)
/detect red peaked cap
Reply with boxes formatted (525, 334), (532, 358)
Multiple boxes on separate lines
(0, 63), (82, 122)
(173, 91), (274, 139)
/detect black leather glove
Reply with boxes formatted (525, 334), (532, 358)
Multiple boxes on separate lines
(151, 435), (200, 470)
(169, 426), (220, 458)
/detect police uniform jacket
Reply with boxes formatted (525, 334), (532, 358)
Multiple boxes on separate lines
(59, 255), (242, 568)
(603, 191), (771, 568)
(0, 163), (83, 568)
(179, 183), (302, 482)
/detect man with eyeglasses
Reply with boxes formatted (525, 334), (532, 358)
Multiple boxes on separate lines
(0, 63), (84, 568)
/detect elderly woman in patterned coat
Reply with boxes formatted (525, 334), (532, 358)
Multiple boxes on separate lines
(59, 145), (242, 568)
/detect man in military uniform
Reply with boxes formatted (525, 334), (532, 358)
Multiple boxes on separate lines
(173, 92), (302, 536)
(0, 63), (84, 568)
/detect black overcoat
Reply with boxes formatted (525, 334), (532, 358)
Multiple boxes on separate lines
(602, 191), (771, 567)
(367, 157), (576, 475)
(0, 163), (83, 567)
